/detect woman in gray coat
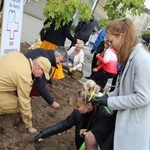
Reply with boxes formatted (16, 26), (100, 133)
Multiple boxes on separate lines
(90, 18), (150, 150)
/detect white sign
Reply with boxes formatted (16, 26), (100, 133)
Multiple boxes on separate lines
(0, 0), (23, 56)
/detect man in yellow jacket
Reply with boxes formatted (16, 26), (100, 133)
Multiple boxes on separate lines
(0, 52), (51, 133)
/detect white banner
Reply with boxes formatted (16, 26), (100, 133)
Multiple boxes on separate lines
(0, 0), (23, 56)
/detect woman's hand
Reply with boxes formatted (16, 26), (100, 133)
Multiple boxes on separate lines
(77, 39), (83, 44)
(96, 53), (100, 57)
(80, 129), (87, 138)
(93, 68), (98, 72)
(34, 132), (44, 144)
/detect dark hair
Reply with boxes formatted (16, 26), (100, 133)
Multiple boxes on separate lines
(39, 27), (49, 41)
(96, 41), (105, 54)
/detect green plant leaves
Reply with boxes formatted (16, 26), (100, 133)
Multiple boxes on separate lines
(44, 0), (92, 30)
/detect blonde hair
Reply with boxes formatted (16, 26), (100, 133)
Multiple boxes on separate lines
(106, 18), (138, 65)
(75, 40), (84, 49)
(70, 80), (100, 107)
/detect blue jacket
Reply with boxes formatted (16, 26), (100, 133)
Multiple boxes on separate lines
(93, 29), (106, 53)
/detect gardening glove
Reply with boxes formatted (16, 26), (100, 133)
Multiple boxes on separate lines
(91, 95), (108, 107)
(72, 66), (77, 71)
(69, 67), (73, 72)
(34, 132), (44, 144)
(90, 49), (94, 54)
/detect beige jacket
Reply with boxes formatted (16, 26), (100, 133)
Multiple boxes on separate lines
(68, 46), (84, 71)
(0, 52), (33, 128)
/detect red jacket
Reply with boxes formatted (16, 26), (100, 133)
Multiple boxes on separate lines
(96, 47), (118, 74)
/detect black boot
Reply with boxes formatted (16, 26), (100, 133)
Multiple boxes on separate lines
(47, 78), (53, 85)
(85, 76), (91, 79)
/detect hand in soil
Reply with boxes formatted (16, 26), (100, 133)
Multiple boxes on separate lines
(51, 101), (60, 109)
(28, 127), (37, 133)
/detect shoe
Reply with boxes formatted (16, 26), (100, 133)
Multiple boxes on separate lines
(85, 76), (91, 79)
(47, 79), (53, 85)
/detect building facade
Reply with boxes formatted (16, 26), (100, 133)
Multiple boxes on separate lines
(126, 8), (150, 35)
(92, 0), (108, 21)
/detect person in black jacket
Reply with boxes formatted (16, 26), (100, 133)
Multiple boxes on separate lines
(34, 80), (116, 150)
(40, 18), (78, 49)
(69, 16), (95, 49)
(25, 46), (68, 109)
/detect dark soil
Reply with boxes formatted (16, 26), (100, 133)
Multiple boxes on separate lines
(0, 42), (83, 150)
